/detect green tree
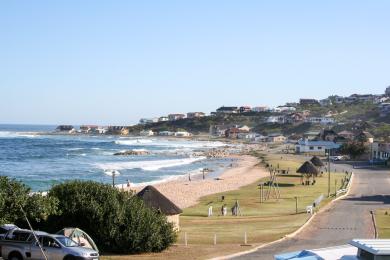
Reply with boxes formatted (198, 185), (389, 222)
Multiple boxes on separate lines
(340, 141), (368, 159)
(0, 176), (58, 226)
(47, 181), (176, 253)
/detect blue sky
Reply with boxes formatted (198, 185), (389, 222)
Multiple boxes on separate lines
(1, 1), (390, 125)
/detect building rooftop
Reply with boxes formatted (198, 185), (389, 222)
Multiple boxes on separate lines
(350, 239), (390, 255)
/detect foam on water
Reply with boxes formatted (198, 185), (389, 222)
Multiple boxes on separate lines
(96, 156), (206, 171)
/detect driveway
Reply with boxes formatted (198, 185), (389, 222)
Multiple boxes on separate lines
(232, 164), (390, 259)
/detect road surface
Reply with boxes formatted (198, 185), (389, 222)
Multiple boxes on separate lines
(233, 164), (390, 259)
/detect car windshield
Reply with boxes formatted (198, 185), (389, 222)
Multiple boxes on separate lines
(56, 236), (78, 247)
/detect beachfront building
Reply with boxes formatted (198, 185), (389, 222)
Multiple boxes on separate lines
(168, 114), (186, 121)
(56, 125), (74, 132)
(80, 125), (99, 134)
(97, 126), (108, 134)
(209, 125), (229, 137)
(295, 139), (340, 155)
(187, 112), (206, 119)
(137, 186), (183, 230)
(174, 131), (192, 137)
(120, 128), (129, 135)
(140, 130), (155, 136)
(266, 134), (286, 143)
(159, 131), (175, 136)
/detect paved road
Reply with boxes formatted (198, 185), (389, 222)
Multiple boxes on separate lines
(233, 164), (390, 259)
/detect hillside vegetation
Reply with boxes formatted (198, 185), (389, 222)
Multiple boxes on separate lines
(129, 102), (390, 139)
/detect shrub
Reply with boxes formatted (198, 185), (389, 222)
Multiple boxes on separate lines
(47, 181), (176, 253)
(0, 176), (58, 226)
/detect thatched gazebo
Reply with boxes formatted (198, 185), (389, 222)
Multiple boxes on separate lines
(310, 156), (324, 167)
(297, 161), (319, 185)
(137, 185), (183, 230)
(310, 156), (325, 176)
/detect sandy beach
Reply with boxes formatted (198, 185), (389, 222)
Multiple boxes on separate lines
(131, 155), (269, 209)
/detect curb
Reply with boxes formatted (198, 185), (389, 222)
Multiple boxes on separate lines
(210, 172), (355, 260)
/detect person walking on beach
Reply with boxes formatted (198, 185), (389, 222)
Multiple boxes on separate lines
(127, 179), (130, 188)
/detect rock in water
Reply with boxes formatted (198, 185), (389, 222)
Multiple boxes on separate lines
(114, 150), (150, 156)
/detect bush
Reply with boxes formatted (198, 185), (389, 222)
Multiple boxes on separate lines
(0, 176), (58, 226)
(47, 181), (176, 253)
(340, 141), (367, 159)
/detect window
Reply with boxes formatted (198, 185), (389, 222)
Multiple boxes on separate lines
(318, 147), (323, 150)
(7, 231), (31, 242)
(40, 236), (61, 248)
(309, 146), (314, 150)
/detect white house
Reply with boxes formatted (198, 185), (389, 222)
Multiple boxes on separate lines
(139, 118), (158, 125)
(305, 117), (335, 125)
(174, 131), (192, 137)
(158, 116), (169, 122)
(252, 106), (269, 112)
(97, 127), (108, 134)
(295, 140), (340, 155)
(159, 131), (175, 136)
(140, 130), (154, 136)
(267, 116), (286, 124)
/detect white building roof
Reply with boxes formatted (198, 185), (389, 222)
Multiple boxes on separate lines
(350, 239), (390, 255)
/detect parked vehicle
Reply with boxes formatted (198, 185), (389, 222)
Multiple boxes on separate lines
(0, 228), (99, 260)
(0, 225), (18, 240)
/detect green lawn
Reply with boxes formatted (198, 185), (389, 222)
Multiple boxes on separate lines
(179, 153), (346, 245)
(375, 209), (390, 238)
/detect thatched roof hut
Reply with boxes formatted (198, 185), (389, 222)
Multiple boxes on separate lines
(297, 161), (319, 175)
(310, 156), (324, 167)
(137, 185), (182, 230)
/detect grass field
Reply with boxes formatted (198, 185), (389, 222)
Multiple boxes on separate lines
(375, 209), (390, 238)
(102, 153), (348, 260)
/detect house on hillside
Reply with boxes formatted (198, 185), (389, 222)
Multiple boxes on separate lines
(139, 118), (158, 125)
(267, 116), (286, 124)
(338, 130), (355, 140)
(137, 186), (183, 230)
(216, 106), (239, 114)
(168, 114), (186, 121)
(239, 106), (252, 113)
(266, 134), (286, 143)
(299, 99), (319, 106)
(252, 106), (269, 112)
(305, 117), (335, 125)
(158, 116), (169, 122)
(187, 112), (206, 119)
(379, 103), (390, 117)
(295, 139), (340, 155)
(319, 98), (332, 106)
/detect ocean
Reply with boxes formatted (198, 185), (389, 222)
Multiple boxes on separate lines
(0, 124), (233, 191)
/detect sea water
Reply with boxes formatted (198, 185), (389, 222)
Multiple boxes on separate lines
(0, 124), (233, 191)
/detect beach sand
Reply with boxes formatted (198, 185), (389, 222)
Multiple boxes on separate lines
(131, 155), (269, 209)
